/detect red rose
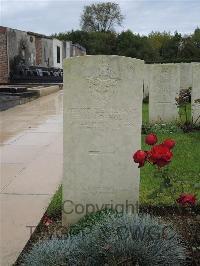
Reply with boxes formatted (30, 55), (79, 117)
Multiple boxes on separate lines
(148, 144), (173, 167)
(133, 150), (147, 168)
(177, 194), (196, 206)
(163, 139), (176, 149)
(145, 133), (158, 145)
(43, 215), (53, 226)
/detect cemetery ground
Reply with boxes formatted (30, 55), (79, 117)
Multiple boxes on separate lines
(15, 103), (200, 266)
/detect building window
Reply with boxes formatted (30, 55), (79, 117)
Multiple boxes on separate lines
(57, 46), (60, 63)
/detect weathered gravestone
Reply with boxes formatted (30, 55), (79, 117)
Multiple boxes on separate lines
(149, 64), (180, 123)
(63, 55), (144, 225)
(192, 63), (200, 124)
(180, 63), (192, 91)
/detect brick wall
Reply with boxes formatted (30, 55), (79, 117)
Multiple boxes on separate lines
(0, 26), (9, 84)
(35, 37), (42, 65)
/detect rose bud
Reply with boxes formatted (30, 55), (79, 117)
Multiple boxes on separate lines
(177, 194), (197, 206)
(145, 133), (157, 145)
(163, 139), (176, 149)
(133, 150), (147, 168)
(42, 215), (53, 226)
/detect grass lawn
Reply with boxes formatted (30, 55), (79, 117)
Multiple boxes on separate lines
(142, 103), (149, 124)
(47, 186), (62, 217)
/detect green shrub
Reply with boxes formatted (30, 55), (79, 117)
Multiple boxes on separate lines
(22, 213), (186, 265)
(68, 208), (117, 235)
(142, 122), (182, 135)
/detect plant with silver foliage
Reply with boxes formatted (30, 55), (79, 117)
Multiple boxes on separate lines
(22, 213), (186, 266)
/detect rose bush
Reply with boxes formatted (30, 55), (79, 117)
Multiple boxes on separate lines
(132, 133), (198, 208)
(133, 134), (175, 168)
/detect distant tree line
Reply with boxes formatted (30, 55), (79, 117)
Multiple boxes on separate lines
(52, 2), (200, 63)
(53, 28), (200, 63)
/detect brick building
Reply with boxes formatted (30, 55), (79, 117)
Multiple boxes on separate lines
(0, 27), (9, 84)
(0, 26), (86, 84)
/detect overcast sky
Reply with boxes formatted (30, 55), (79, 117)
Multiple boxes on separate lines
(0, 0), (199, 36)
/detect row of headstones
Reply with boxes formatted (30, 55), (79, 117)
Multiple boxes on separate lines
(62, 56), (199, 225)
(143, 62), (200, 123)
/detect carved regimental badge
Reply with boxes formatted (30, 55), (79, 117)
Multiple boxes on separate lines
(86, 61), (120, 104)
(87, 77), (118, 104)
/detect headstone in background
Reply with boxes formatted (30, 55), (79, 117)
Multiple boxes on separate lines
(180, 63), (192, 90)
(192, 63), (200, 124)
(149, 64), (180, 122)
(63, 55), (144, 225)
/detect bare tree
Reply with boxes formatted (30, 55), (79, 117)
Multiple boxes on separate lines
(80, 2), (124, 32)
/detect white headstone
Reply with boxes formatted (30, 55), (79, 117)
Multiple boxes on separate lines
(180, 63), (192, 90)
(63, 55), (144, 225)
(149, 64), (180, 122)
(192, 63), (200, 124)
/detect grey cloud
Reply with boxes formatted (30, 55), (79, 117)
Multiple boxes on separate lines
(1, 0), (199, 36)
